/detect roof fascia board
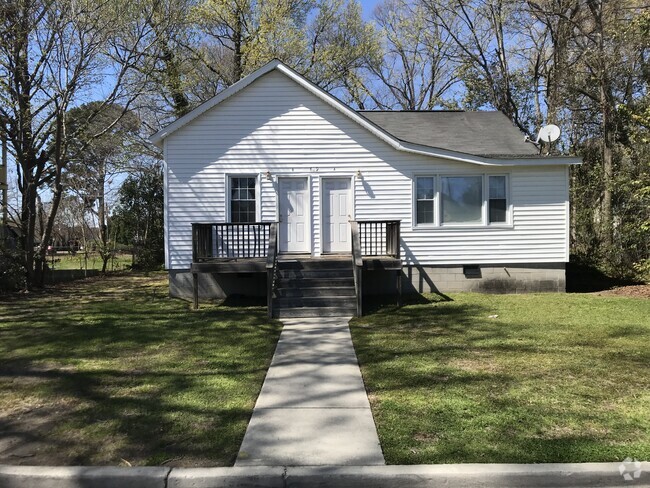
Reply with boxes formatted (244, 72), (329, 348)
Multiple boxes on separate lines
(397, 140), (582, 166)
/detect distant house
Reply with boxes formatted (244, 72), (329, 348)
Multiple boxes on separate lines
(150, 60), (580, 317)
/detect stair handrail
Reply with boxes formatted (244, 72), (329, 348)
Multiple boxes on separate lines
(350, 220), (363, 317)
(266, 222), (279, 318)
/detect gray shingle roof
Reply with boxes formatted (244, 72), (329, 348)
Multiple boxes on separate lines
(358, 110), (539, 157)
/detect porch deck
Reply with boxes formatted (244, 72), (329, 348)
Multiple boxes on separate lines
(190, 221), (402, 316)
(190, 255), (402, 273)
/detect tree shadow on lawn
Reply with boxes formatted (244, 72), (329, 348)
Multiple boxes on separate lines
(0, 370), (255, 466)
(349, 297), (650, 464)
(0, 278), (282, 466)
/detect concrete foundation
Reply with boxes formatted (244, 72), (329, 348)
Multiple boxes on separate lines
(169, 270), (266, 300)
(365, 263), (566, 295)
(169, 263), (566, 301)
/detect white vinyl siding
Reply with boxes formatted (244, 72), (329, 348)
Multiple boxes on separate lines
(164, 70), (569, 269)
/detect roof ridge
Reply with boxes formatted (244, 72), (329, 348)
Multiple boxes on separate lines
(357, 109), (467, 113)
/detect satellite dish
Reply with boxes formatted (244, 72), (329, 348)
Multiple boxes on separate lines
(536, 124), (561, 143)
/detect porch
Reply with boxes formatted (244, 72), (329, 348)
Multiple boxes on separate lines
(190, 221), (402, 317)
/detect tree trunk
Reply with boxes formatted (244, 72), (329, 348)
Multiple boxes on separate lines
(592, 0), (614, 251)
(233, 12), (243, 81)
(601, 88), (614, 249)
(22, 179), (37, 290)
(35, 110), (65, 287)
(98, 166), (109, 273)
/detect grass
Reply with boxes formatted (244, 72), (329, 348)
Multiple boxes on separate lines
(350, 293), (650, 464)
(46, 252), (133, 272)
(0, 273), (281, 466)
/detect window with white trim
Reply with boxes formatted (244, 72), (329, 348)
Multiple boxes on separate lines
(488, 175), (507, 224)
(416, 177), (435, 224)
(441, 176), (483, 225)
(230, 176), (257, 223)
(413, 173), (510, 227)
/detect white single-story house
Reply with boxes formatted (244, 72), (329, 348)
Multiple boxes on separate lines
(150, 60), (580, 317)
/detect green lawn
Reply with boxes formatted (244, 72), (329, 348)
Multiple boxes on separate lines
(0, 273), (281, 466)
(47, 252), (133, 272)
(350, 293), (650, 464)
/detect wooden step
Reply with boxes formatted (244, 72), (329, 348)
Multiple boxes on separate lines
(276, 277), (354, 288)
(271, 257), (357, 318)
(274, 286), (356, 298)
(274, 296), (356, 308)
(274, 306), (357, 318)
(277, 259), (352, 270)
(277, 269), (353, 280)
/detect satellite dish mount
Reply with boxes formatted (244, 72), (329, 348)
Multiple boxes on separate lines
(524, 124), (561, 155)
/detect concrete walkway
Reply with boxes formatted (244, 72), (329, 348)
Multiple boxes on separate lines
(235, 317), (385, 466)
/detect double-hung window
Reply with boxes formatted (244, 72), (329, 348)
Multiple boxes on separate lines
(416, 177), (435, 225)
(488, 175), (508, 224)
(230, 176), (257, 223)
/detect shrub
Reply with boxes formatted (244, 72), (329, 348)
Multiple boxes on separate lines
(0, 245), (25, 291)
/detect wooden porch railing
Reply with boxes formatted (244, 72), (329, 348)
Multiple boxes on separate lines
(350, 221), (363, 317)
(350, 220), (401, 317)
(192, 222), (273, 261)
(266, 223), (279, 319)
(357, 220), (401, 258)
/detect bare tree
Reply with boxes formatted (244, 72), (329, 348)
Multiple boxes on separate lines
(363, 0), (459, 110)
(421, 0), (535, 133)
(0, 0), (154, 288)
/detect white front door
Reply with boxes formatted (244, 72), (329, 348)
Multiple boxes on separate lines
(322, 178), (351, 253)
(279, 177), (309, 253)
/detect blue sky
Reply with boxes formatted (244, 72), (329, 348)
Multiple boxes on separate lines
(5, 0), (386, 211)
(359, 0), (381, 19)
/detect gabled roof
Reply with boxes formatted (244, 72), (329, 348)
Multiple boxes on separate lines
(150, 60), (580, 167)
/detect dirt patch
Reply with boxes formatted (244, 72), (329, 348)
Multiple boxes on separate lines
(413, 432), (440, 443)
(596, 284), (650, 298)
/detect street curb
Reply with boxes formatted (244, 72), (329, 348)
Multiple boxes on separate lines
(285, 463), (650, 487)
(1, 462), (649, 488)
(0, 466), (171, 488)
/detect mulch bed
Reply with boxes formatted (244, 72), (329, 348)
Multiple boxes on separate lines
(597, 284), (650, 298)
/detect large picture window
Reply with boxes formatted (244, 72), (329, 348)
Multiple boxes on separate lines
(441, 176), (483, 224)
(416, 177), (435, 224)
(230, 176), (256, 223)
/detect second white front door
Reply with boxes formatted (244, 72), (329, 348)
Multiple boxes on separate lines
(322, 178), (351, 253)
(279, 177), (309, 253)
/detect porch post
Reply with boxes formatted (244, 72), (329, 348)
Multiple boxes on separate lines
(396, 270), (402, 306)
(192, 272), (199, 310)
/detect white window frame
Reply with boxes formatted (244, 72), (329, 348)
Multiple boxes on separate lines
(412, 173), (512, 229)
(414, 176), (437, 227)
(440, 174), (485, 227)
(226, 174), (260, 223)
(487, 174), (511, 226)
